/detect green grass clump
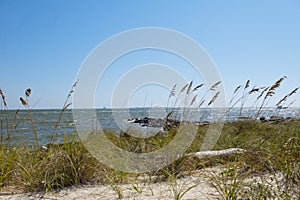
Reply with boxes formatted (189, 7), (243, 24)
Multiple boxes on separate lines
(0, 135), (106, 192)
(209, 120), (300, 199)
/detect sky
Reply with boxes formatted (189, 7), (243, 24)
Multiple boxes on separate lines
(0, 0), (300, 109)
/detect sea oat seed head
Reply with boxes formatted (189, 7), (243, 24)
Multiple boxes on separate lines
(210, 81), (222, 91)
(25, 88), (31, 97)
(245, 80), (250, 89)
(192, 84), (204, 92)
(0, 89), (7, 107)
(208, 91), (220, 106)
(20, 97), (27, 106)
(187, 81), (193, 94)
(233, 85), (242, 94)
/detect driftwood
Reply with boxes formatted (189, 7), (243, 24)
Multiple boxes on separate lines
(187, 148), (246, 159)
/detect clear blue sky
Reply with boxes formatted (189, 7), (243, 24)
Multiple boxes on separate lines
(0, 0), (299, 109)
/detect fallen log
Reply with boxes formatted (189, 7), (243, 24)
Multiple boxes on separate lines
(187, 148), (246, 159)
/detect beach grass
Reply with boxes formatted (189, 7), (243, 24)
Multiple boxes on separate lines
(0, 78), (299, 199)
(0, 119), (299, 199)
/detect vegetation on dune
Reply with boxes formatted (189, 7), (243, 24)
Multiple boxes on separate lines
(0, 77), (299, 199)
(0, 120), (298, 198)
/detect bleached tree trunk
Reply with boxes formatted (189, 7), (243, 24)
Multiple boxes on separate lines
(187, 148), (246, 159)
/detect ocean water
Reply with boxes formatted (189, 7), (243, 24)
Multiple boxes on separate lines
(0, 107), (299, 146)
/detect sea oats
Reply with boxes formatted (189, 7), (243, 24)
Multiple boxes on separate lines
(0, 89), (7, 107)
(256, 76), (287, 118)
(180, 83), (189, 93)
(20, 97), (28, 106)
(288, 87), (299, 97)
(208, 92), (220, 106)
(63, 103), (72, 111)
(187, 81), (193, 94)
(198, 100), (205, 108)
(245, 80), (250, 89)
(266, 76), (286, 97)
(257, 87), (269, 100)
(169, 84), (177, 98)
(67, 80), (79, 98)
(190, 94), (197, 105)
(249, 87), (260, 94)
(51, 81), (79, 144)
(72, 80), (79, 88)
(233, 85), (242, 94)
(210, 81), (222, 91)
(25, 88), (31, 97)
(192, 84), (204, 92)
(276, 93), (289, 106)
(276, 87), (299, 106)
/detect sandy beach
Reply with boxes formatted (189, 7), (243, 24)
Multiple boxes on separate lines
(0, 167), (221, 200)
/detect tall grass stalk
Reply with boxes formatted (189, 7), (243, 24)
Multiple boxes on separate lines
(255, 76), (286, 118)
(50, 80), (78, 144)
(20, 88), (39, 147)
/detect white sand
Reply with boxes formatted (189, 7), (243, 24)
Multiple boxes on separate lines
(1, 165), (294, 200)
(0, 167), (221, 200)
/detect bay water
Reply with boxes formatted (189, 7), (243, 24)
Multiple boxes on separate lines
(0, 107), (299, 146)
